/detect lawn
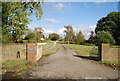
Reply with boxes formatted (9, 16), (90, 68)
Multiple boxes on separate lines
(65, 44), (98, 57)
(45, 41), (56, 44)
(65, 44), (120, 69)
(2, 60), (35, 79)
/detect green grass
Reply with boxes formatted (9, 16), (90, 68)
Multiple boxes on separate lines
(42, 43), (59, 56)
(45, 41), (56, 44)
(2, 60), (28, 67)
(99, 61), (120, 69)
(2, 60), (35, 79)
(65, 44), (98, 57)
(65, 44), (120, 69)
(110, 45), (120, 47)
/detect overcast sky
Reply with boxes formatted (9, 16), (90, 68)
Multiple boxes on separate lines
(28, 1), (118, 39)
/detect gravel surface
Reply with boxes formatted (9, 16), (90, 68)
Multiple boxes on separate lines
(27, 44), (119, 79)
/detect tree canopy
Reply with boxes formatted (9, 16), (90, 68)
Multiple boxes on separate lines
(2, 2), (43, 43)
(64, 25), (76, 44)
(48, 33), (60, 41)
(95, 12), (120, 45)
(34, 27), (44, 42)
(26, 32), (35, 40)
(76, 31), (85, 44)
(93, 31), (116, 45)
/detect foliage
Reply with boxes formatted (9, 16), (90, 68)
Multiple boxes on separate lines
(95, 12), (120, 44)
(26, 33), (35, 40)
(64, 25), (76, 44)
(76, 31), (85, 44)
(59, 37), (64, 41)
(48, 33), (60, 41)
(93, 31), (116, 45)
(34, 27), (44, 42)
(2, 2), (43, 43)
(82, 43), (95, 46)
(2, 34), (13, 44)
(88, 31), (94, 43)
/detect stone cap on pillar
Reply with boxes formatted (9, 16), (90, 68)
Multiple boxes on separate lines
(102, 44), (110, 47)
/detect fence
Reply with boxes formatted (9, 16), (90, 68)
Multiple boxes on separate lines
(42, 42), (56, 50)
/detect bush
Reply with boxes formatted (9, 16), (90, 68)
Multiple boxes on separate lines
(93, 31), (116, 45)
(2, 35), (13, 44)
(82, 43), (95, 46)
(22, 40), (37, 43)
(25, 33), (35, 40)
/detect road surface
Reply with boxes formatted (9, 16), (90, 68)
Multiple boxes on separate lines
(27, 45), (118, 79)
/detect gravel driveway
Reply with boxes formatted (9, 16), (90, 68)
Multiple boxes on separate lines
(27, 44), (119, 79)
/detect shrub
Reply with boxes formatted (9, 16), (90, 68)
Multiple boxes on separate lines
(82, 43), (95, 46)
(93, 31), (116, 45)
(26, 33), (35, 40)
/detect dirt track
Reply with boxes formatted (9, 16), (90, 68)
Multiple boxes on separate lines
(27, 45), (118, 79)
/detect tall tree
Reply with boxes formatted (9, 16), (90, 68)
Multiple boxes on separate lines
(88, 31), (94, 43)
(48, 33), (60, 41)
(34, 27), (44, 42)
(2, 2), (43, 43)
(64, 25), (75, 44)
(76, 31), (85, 44)
(95, 12), (120, 45)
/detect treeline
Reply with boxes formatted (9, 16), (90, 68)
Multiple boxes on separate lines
(23, 28), (61, 43)
(64, 12), (120, 45)
(1, 2), (120, 45)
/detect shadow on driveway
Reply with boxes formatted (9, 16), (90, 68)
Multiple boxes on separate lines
(73, 55), (100, 61)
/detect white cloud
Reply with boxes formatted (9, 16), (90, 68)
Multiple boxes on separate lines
(27, 23), (39, 29)
(52, 3), (64, 10)
(58, 26), (77, 35)
(58, 27), (66, 35)
(55, 3), (64, 8)
(43, 28), (54, 34)
(44, 19), (61, 23)
(89, 25), (96, 31)
(87, 32), (91, 36)
(76, 24), (96, 39)
(94, 0), (108, 4)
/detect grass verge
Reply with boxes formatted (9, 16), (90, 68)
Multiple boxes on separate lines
(64, 44), (98, 57)
(2, 60), (35, 79)
(42, 43), (59, 56)
(99, 61), (120, 70)
(65, 44), (120, 70)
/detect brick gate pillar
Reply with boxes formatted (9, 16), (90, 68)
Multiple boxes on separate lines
(26, 43), (37, 62)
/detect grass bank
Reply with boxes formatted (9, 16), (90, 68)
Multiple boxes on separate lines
(65, 44), (98, 57)
(65, 44), (120, 69)
(2, 60), (35, 79)
(99, 61), (120, 70)
(42, 43), (59, 56)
